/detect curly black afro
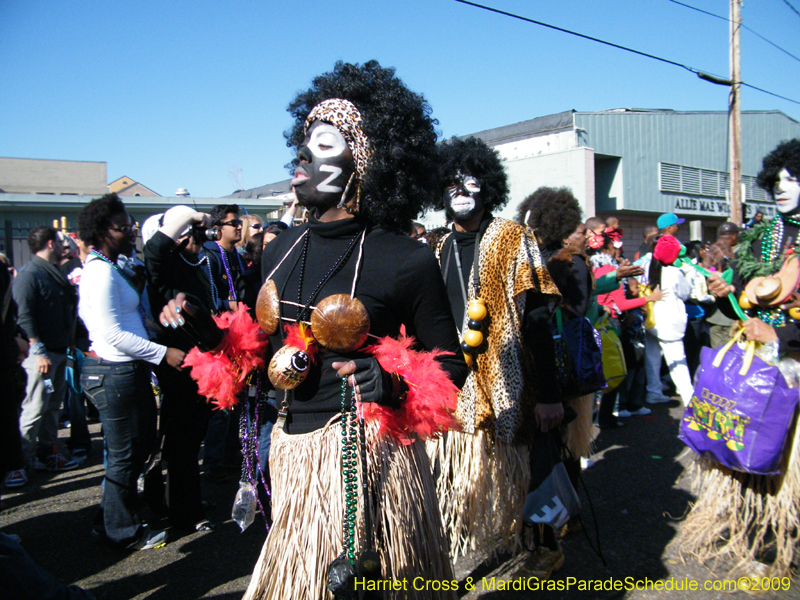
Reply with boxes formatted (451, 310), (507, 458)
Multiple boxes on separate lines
(516, 186), (583, 251)
(436, 137), (509, 214)
(757, 139), (800, 194)
(78, 193), (127, 247)
(285, 60), (439, 233)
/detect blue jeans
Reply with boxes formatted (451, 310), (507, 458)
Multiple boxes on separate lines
(80, 358), (157, 546)
(0, 533), (95, 599)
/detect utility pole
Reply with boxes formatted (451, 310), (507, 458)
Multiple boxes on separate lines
(729, 0), (743, 225)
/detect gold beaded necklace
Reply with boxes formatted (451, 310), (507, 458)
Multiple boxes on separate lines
(442, 231), (487, 368)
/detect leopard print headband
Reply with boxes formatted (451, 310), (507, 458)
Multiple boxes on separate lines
(305, 98), (371, 180)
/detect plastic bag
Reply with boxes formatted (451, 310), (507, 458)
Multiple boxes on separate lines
(232, 481), (257, 532)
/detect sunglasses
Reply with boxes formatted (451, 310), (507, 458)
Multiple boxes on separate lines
(250, 223), (263, 230)
(109, 225), (136, 234)
(221, 219), (243, 228)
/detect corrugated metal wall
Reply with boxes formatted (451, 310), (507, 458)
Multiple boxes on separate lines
(574, 110), (800, 215)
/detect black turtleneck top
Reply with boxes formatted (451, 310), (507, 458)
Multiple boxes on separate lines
(261, 214), (468, 433)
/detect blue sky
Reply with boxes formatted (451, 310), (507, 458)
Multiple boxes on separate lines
(2, 0), (799, 198)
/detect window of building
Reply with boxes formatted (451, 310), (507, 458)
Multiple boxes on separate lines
(659, 162), (768, 202)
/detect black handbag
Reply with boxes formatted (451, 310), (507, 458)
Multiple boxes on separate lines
(552, 309), (606, 400)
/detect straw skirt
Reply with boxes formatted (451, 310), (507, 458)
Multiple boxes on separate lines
(428, 429), (529, 560)
(243, 416), (456, 600)
(674, 414), (800, 578)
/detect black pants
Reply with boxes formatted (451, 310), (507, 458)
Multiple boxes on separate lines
(146, 363), (212, 530)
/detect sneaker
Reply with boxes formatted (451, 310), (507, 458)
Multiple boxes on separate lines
(34, 453), (80, 472)
(71, 449), (89, 466)
(515, 545), (565, 580)
(129, 527), (167, 551)
(629, 406), (652, 416)
(615, 409), (633, 418)
(646, 393), (672, 404)
(4, 469), (27, 489)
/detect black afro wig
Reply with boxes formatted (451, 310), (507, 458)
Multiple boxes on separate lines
(285, 60), (439, 233)
(757, 139), (800, 194)
(436, 136), (509, 214)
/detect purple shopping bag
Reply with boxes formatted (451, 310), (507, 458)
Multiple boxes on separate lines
(679, 336), (800, 475)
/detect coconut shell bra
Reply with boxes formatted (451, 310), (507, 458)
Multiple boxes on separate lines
(256, 227), (370, 389)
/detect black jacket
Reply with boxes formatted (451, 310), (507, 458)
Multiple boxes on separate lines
(12, 256), (76, 351)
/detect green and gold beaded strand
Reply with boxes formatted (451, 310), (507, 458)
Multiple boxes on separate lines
(340, 377), (359, 564)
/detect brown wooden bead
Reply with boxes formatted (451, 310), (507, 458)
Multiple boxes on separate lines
(311, 294), (370, 352)
(255, 279), (280, 334)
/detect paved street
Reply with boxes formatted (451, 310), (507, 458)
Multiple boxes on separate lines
(2, 400), (799, 599)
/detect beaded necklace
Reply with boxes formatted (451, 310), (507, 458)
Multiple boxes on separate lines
(89, 249), (149, 329)
(441, 231), (487, 368)
(179, 252), (206, 267)
(754, 214), (800, 326)
(339, 378), (359, 564)
(216, 241), (243, 302)
(291, 230), (363, 322)
(178, 252), (221, 312)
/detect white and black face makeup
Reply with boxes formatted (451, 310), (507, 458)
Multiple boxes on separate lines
(292, 121), (356, 211)
(444, 173), (484, 223)
(774, 168), (800, 215)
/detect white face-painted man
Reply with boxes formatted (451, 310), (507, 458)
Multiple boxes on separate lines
(443, 173), (484, 224)
(291, 121), (356, 213)
(774, 167), (800, 215)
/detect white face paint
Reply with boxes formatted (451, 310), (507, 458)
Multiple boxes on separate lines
(317, 165), (343, 193)
(292, 120), (355, 211)
(307, 123), (348, 159)
(446, 176), (481, 217)
(774, 168), (800, 215)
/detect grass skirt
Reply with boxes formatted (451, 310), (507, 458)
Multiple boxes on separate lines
(243, 416), (455, 600)
(427, 430), (529, 561)
(674, 413), (800, 578)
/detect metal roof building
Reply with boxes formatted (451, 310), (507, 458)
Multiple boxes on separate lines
(459, 108), (800, 243)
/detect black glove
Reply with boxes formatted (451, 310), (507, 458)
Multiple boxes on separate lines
(350, 358), (408, 410)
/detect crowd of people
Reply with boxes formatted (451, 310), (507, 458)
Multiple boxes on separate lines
(2, 60), (800, 598)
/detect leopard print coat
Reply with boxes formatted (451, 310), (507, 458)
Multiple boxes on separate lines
(434, 218), (560, 444)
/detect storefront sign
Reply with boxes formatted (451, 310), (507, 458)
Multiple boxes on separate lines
(669, 195), (775, 218)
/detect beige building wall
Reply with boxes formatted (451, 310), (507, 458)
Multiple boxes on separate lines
(0, 158), (107, 195)
(494, 146), (597, 222)
(109, 176), (135, 193)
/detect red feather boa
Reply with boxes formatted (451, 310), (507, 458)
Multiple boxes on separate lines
(184, 304), (269, 410)
(362, 325), (460, 444)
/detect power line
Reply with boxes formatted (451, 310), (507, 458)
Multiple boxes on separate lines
(667, 0), (800, 65)
(453, 0), (702, 75)
(781, 0), (800, 20)
(454, 0), (800, 106)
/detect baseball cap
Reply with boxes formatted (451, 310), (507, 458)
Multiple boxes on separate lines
(653, 235), (681, 265)
(718, 221), (740, 236)
(656, 213), (685, 229)
(141, 213), (164, 245)
(163, 205), (197, 238)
